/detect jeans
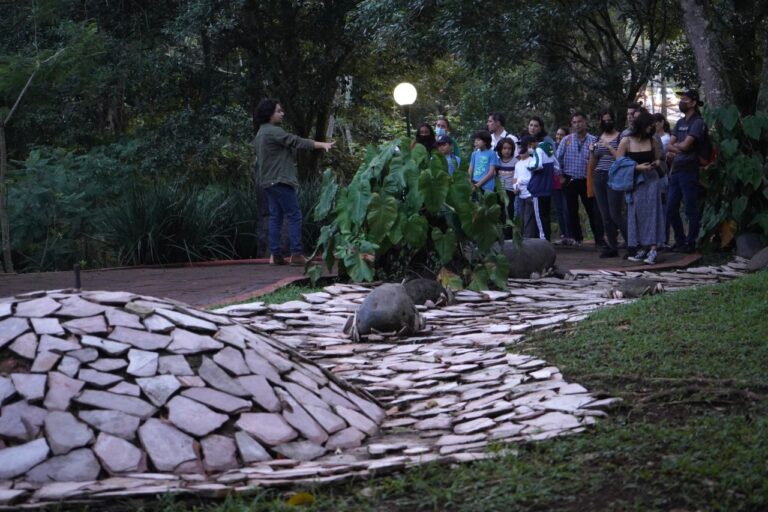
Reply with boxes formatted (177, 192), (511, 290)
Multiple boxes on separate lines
(265, 183), (303, 256)
(563, 178), (604, 243)
(666, 170), (700, 246)
(552, 188), (569, 238)
(592, 170), (627, 249)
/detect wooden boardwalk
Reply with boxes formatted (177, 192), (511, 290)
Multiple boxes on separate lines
(0, 246), (700, 309)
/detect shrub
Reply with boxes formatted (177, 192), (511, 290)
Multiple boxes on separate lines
(101, 182), (260, 266)
(309, 141), (513, 290)
(699, 107), (768, 247)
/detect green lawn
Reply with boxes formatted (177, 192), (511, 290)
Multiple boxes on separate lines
(149, 271), (768, 512)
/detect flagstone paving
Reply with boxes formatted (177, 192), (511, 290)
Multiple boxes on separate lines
(0, 257), (749, 507)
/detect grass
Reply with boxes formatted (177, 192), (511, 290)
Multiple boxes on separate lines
(134, 271), (768, 512)
(256, 285), (324, 305)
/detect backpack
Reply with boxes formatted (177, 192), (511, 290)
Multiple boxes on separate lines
(608, 157), (637, 192)
(697, 124), (716, 167)
(538, 141), (555, 157)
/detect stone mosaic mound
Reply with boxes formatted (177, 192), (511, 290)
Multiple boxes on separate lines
(0, 258), (748, 507)
(0, 290), (385, 485)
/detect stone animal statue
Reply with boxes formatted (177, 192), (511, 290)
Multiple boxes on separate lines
(502, 239), (557, 279)
(403, 278), (454, 307)
(343, 283), (426, 342)
(607, 278), (665, 299)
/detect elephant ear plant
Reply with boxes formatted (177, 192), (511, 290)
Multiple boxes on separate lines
(699, 107), (768, 247)
(307, 140), (515, 291)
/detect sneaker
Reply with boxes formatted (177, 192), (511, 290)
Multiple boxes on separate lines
(643, 249), (658, 265)
(269, 254), (287, 265)
(599, 248), (619, 258)
(627, 249), (647, 262)
(289, 254), (308, 266)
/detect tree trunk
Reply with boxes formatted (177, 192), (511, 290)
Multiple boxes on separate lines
(0, 121), (15, 273)
(678, 0), (734, 108)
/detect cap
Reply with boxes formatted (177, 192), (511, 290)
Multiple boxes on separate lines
(436, 135), (451, 145)
(678, 88), (703, 106)
(518, 135), (536, 147)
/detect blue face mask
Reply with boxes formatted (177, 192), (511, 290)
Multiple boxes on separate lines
(435, 127), (446, 136)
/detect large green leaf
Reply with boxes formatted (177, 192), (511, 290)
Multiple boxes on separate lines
(313, 169), (339, 221)
(419, 164), (451, 214)
(431, 227), (457, 264)
(469, 197), (502, 252)
(719, 105), (740, 132)
(411, 143), (429, 169)
(731, 196), (748, 218)
(742, 115), (764, 140)
(447, 172), (473, 219)
(347, 178), (372, 228)
(467, 264), (489, 292)
(382, 157), (407, 195)
(403, 159), (424, 211)
(335, 238), (378, 283)
(486, 254), (510, 290)
(366, 193), (399, 243)
(388, 211), (407, 245)
(720, 138), (739, 158)
(334, 189), (352, 235)
(403, 213), (428, 249)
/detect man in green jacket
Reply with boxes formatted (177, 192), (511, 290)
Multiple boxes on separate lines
(254, 99), (334, 265)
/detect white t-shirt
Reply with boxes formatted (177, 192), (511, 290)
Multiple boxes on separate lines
(491, 130), (519, 151)
(513, 157), (532, 199)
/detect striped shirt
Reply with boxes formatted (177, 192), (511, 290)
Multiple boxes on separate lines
(555, 132), (597, 179)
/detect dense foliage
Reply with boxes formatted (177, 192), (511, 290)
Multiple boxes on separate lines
(309, 142), (511, 290)
(699, 108), (768, 246)
(0, 0), (766, 272)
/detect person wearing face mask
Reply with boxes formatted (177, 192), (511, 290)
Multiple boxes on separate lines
(589, 108), (627, 257)
(410, 122), (437, 154)
(617, 111), (665, 265)
(435, 116), (461, 157)
(665, 89), (708, 254)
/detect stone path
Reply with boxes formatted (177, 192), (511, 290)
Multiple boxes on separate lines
(0, 258), (749, 508)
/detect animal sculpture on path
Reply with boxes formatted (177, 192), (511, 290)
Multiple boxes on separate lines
(343, 283), (426, 342)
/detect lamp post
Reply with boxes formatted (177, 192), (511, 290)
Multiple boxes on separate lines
(393, 82), (417, 138)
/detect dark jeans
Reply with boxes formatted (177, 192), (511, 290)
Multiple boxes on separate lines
(265, 183), (303, 256)
(666, 170), (700, 246)
(563, 177), (604, 243)
(552, 188), (569, 238)
(592, 170), (627, 249)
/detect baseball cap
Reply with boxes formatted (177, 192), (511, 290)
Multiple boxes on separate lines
(436, 135), (452, 145)
(518, 135), (536, 147)
(678, 88), (703, 106)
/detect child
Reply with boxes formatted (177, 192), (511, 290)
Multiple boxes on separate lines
(495, 137), (518, 236)
(436, 135), (460, 175)
(468, 130), (499, 193)
(514, 135), (545, 239)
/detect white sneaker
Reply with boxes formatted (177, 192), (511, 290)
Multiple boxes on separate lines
(644, 249), (658, 265)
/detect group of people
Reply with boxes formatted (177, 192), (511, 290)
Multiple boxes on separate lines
(411, 89), (708, 264)
(253, 90), (708, 267)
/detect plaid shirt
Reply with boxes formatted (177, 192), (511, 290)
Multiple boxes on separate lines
(555, 132), (597, 179)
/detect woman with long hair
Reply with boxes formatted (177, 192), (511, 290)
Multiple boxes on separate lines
(410, 122), (436, 154)
(617, 111), (665, 265)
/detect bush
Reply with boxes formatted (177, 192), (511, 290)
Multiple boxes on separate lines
(101, 182), (260, 266)
(699, 107), (768, 247)
(8, 145), (131, 271)
(309, 141), (514, 290)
